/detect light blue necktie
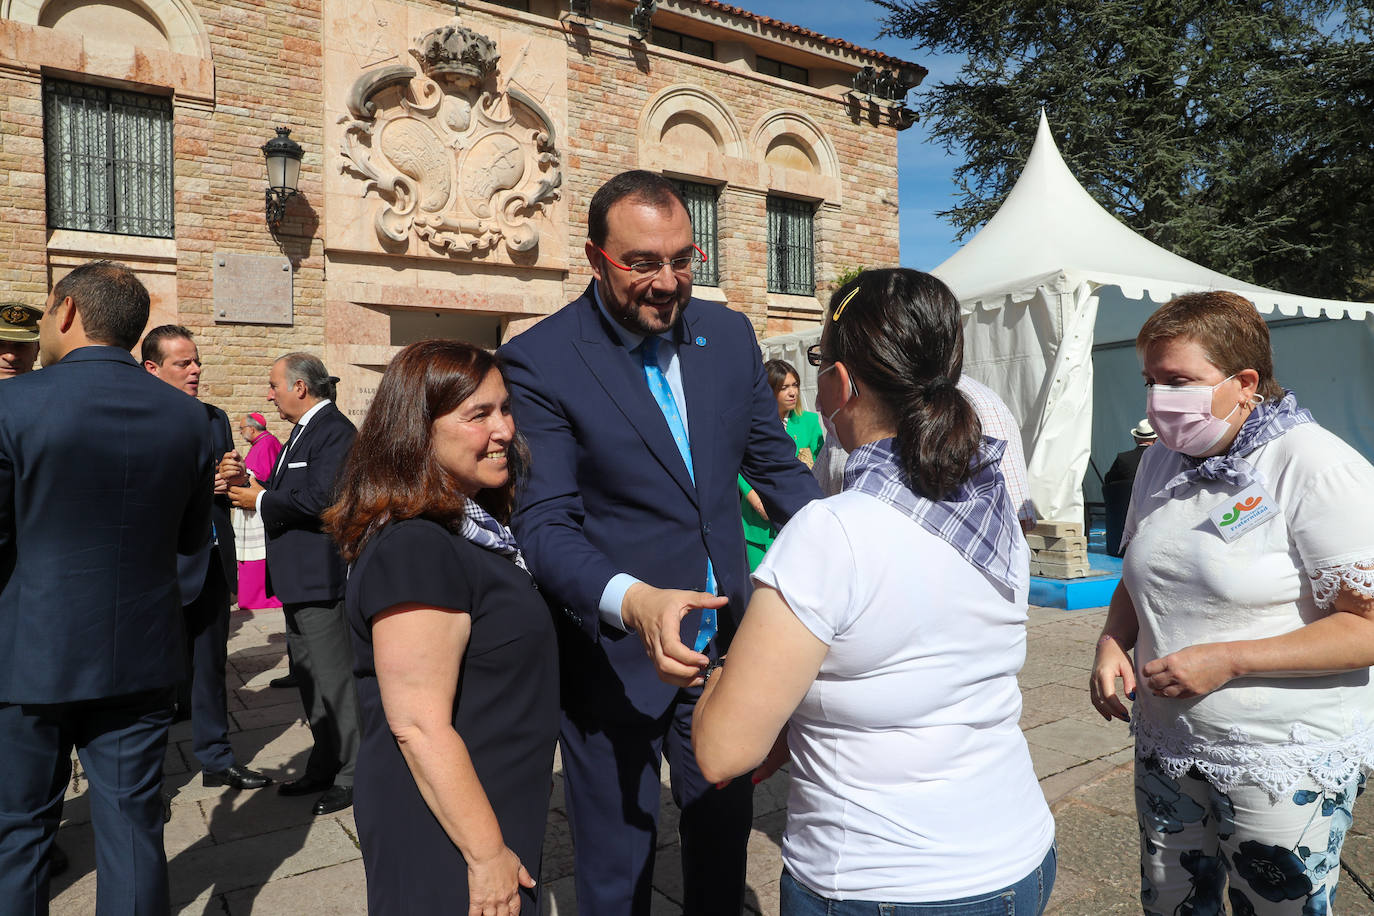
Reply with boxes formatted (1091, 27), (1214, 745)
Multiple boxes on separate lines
(641, 336), (717, 653)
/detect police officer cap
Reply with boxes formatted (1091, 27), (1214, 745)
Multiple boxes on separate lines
(0, 302), (42, 342)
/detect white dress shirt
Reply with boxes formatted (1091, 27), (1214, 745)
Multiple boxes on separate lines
(255, 399), (333, 515)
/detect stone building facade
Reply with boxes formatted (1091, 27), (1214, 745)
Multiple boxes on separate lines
(0, 0), (919, 431)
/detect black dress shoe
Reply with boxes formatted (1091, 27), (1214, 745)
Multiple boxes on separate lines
(203, 764), (272, 790)
(49, 841), (69, 877)
(268, 674), (299, 689)
(313, 785), (353, 816)
(278, 774), (334, 797)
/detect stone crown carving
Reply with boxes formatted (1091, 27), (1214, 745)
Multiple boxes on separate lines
(338, 21), (563, 259)
(416, 24), (499, 89)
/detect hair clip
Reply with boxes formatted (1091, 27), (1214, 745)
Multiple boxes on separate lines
(832, 286), (860, 322)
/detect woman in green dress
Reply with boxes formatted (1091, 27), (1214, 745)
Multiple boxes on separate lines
(740, 358), (824, 571)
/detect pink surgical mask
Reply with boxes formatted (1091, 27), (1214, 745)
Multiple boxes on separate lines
(1145, 375), (1240, 456)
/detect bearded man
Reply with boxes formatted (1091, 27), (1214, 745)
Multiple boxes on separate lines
(499, 170), (820, 915)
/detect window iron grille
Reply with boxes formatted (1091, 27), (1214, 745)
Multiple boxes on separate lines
(767, 196), (814, 296)
(44, 79), (174, 238)
(672, 180), (720, 286)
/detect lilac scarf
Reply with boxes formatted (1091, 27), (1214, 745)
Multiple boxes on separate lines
(459, 498), (528, 572)
(843, 437), (1022, 591)
(1155, 390), (1313, 496)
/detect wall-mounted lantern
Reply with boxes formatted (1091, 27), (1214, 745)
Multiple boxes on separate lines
(262, 126), (303, 229)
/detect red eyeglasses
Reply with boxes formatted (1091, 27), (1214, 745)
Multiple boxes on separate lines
(597, 244), (708, 277)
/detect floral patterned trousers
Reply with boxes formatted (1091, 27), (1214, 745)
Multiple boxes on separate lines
(1135, 755), (1364, 915)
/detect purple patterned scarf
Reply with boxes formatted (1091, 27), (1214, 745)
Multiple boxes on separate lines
(460, 498), (528, 572)
(1154, 390), (1313, 496)
(843, 437), (1022, 591)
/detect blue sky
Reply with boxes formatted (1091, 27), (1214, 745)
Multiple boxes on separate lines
(735, 2), (965, 270)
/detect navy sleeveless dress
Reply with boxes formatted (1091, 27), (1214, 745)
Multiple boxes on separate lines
(346, 518), (558, 913)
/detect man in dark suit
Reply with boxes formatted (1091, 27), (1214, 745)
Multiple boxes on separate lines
(500, 170), (821, 914)
(143, 325), (271, 793)
(0, 261), (212, 912)
(1104, 417), (1156, 557)
(0, 299), (77, 881)
(228, 353), (358, 816)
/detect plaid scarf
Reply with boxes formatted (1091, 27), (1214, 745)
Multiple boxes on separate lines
(842, 437), (1022, 591)
(459, 498), (528, 573)
(1154, 389), (1313, 497)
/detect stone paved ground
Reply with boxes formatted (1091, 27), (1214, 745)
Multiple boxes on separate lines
(47, 606), (1374, 914)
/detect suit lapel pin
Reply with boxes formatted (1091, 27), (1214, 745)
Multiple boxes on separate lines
(694, 336), (707, 347)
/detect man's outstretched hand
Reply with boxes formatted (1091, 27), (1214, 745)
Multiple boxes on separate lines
(621, 583), (726, 686)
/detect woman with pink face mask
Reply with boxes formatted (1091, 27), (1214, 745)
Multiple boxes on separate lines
(1089, 290), (1374, 916)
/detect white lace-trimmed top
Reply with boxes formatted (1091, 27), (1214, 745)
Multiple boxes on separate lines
(1121, 423), (1374, 799)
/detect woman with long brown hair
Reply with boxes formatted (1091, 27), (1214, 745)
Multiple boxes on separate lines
(325, 340), (557, 915)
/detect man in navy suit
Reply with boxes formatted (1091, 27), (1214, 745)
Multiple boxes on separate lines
(143, 325), (271, 793)
(500, 171), (821, 914)
(0, 261), (213, 913)
(229, 353), (358, 817)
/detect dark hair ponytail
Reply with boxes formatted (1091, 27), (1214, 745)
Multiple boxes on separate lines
(824, 269), (983, 499)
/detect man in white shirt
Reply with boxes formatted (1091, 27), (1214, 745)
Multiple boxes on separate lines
(144, 325), (272, 793)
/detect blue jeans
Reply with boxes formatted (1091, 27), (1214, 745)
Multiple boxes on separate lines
(779, 844), (1056, 915)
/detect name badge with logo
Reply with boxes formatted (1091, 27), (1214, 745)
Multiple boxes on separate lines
(1208, 482), (1278, 542)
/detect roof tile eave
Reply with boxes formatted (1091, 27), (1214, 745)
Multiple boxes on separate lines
(681, 0), (927, 75)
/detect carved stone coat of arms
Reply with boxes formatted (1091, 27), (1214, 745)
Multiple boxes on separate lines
(338, 22), (563, 257)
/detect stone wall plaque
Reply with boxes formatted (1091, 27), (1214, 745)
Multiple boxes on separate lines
(214, 253), (294, 325)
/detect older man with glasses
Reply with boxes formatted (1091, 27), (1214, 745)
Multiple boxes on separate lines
(230, 412), (283, 612)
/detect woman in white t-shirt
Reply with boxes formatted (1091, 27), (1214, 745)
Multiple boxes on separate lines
(693, 268), (1055, 915)
(1090, 290), (1374, 916)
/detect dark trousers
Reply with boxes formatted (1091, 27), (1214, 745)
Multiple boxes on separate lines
(283, 600), (359, 787)
(559, 690), (754, 915)
(0, 688), (176, 916)
(184, 558), (234, 773)
(1103, 477), (1133, 558)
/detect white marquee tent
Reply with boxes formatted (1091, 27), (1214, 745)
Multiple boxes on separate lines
(938, 111), (1374, 523)
(763, 111), (1374, 524)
